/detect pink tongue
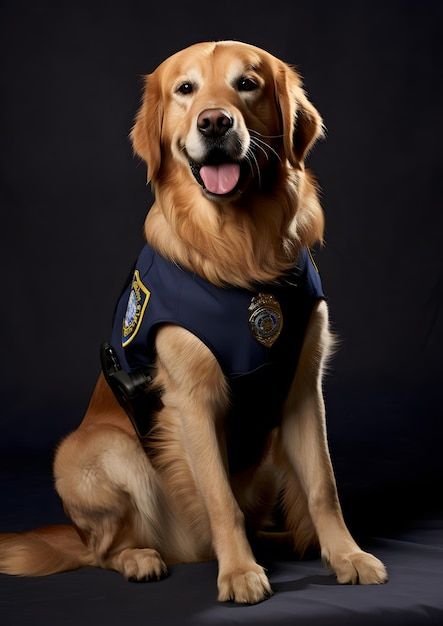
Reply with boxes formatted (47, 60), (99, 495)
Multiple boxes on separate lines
(199, 163), (240, 194)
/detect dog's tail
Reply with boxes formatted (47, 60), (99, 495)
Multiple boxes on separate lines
(0, 524), (93, 576)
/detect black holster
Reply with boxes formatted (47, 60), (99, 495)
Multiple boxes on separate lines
(100, 342), (162, 442)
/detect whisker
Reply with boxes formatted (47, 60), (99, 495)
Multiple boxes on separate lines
(244, 153), (254, 176)
(248, 128), (284, 139)
(247, 147), (261, 189)
(250, 135), (282, 163)
(250, 137), (269, 160)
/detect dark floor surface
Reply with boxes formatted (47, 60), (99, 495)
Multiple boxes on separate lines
(1, 464), (442, 626)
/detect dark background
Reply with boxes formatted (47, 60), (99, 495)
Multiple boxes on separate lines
(0, 0), (442, 536)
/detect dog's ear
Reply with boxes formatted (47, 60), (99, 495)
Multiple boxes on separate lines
(274, 62), (324, 169)
(130, 71), (163, 183)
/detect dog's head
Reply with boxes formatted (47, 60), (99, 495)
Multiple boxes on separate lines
(131, 41), (323, 202)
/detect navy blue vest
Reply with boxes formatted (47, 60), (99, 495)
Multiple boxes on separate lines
(110, 243), (324, 472)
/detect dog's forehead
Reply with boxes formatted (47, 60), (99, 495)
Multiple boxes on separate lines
(160, 41), (268, 85)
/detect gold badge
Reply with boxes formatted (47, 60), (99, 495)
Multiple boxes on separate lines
(122, 270), (151, 347)
(248, 293), (283, 347)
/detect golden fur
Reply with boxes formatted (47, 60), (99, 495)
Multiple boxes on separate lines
(0, 41), (387, 604)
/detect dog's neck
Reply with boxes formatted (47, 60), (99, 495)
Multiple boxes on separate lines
(144, 169), (323, 289)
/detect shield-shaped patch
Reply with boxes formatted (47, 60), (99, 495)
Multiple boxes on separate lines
(121, 270), (151, 347)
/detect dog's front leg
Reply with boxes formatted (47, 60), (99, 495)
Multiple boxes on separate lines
(155, 325), (272, 604)
(279, 301), (388, 584)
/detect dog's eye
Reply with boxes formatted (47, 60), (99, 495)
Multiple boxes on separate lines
(237, 76), (259, 92)
(176, 82), (194, 95)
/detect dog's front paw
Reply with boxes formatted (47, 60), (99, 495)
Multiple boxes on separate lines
(218, 564), (272, 604)
(328, 550), (388, 585)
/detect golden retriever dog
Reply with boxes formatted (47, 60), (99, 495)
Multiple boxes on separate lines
(0, 41), (387, 604)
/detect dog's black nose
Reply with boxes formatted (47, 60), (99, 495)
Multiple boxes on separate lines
(197, 109), (233, 137)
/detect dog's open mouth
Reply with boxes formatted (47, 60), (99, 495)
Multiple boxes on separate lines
(188, 151), (245, 197)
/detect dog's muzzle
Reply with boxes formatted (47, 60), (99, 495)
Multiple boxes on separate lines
(188, 109), (245, 196)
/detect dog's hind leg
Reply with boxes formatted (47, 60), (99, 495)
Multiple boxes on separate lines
(54, 416), (168, 581)
(277, 456), (318, 555)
